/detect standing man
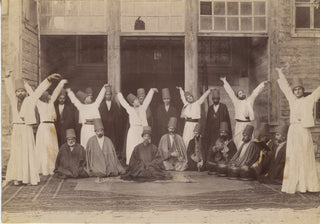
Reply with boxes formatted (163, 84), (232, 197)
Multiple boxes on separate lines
(276, 67), (320, 194)
(99, 84), (123, 157)
(220, 76), (269, 148)
(154, 88), (178, 144)
(55, 89), (77, 147)
(204, 89), (232, 149)
(137, 88), (153, 128)
(4, 72), (61, 185)
(158, 117), (188, 171)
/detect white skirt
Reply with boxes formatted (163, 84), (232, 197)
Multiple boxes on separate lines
(35, 123), (59, 176)
(6, 124), (40, 185)
(81, 124), (95, 149)
(234, 121), (252, 150)
(126, 126), (143, 165)
(183, 121), (197, 148)
(281, 124), (320, 194)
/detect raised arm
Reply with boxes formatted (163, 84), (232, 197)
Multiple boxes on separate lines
(248, 81), (268, 103)
(50, 79), (67, 103)
(308, 86), (320, 102)
(24, 81), (34, 96)
(141, 88), (157, 109)
(66, 88), (82, 109)
(94, 84), (107, 105)
(3, 72), (15, 103)
(220, 77), (237, 104)
(196, 88), (212, 104)
(32, 73), (61, 100)
(117, 92), (131, 111)
(176, 86), (188, 105)
(276, 68), (295, 102)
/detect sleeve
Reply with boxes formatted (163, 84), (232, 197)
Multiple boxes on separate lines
(277, 71), (295, 103)
(158, 136), (170, 160)
(245, 143), (262, 167)
(32, 79), (51, 101)
(117, 92), (131, 112)
(308, 86), (320, 102)
(196, 89), (211, 104)
(222, 79), (238, 105)
(149, 146), (164, 167)
(248, 82), (265, 104)
(141, 89), (155, 110)
(50, 80), (66, 103)
(94, 85), (106, 106)
(67, 89), (82, 110)
(3, 76), (15, 103)
(24, 82), (35, 96)
(179, 88), (188, 105)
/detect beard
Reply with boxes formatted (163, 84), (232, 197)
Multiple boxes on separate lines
(97, 134), (104, 138)
(238, 95), (246, 100)
(17, 94), (25, 101)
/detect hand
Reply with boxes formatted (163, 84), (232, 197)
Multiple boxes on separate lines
(104, 84), (111, 88)
(61, 79), (68, 85)
(263, 80), (271, 86)
(176, 86), (182, 90)
(219, 76), (226, 82)
(152, 88), (159, 93)
(47, 73), (62, 82)
(65, 88), (71, 93)
(197, 160), (203, 168)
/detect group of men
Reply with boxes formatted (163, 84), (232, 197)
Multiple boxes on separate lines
(4, 67), (320, 194)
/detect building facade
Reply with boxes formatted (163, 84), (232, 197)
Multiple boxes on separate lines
(2, 0), (320, 162)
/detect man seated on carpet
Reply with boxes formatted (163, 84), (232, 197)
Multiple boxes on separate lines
(158, 117), (188, 171)
(186, 123), (207, 172)
(86, 119), (125, 178)
(206, 122), (237, 175)
(54, 129), (88, 179)
(122, 126), (172, 181)
(254, 123), (288, 185)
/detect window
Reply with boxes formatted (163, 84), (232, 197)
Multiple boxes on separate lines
(293, 0), (320, 37)
(77, 36), (107, 65)
(199, 0), (267, 33)
(315, 99), (320, 124)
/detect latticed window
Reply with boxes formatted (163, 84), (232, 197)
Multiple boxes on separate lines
(199, 0), (267, 33)
(293, 0), (320, 37)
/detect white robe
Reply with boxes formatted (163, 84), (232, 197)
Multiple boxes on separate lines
(278, 75), (320, 194)
(67, 86), (106, 148)
(118, 89), (155, 164)
(4, 76), (50, 185)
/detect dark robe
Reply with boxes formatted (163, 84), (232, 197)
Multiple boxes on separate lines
(54, 143), (88, 178)
(99, 100), (123, 156)
(122, 142), (171, 181)
(187, 136), (207, 171)
(206, 137), (237, 170)
(230, 141), (264, 168)
(204, 103), (232, 148)
(86, 136), (125, 177)
(154, 104), (178, 145)
(54, 103), (76, 147)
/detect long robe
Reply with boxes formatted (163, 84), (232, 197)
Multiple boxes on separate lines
(158, 133), (188, 171)
(55, 103), (76, 147)
(204, 103), (232, 149)
(277, 74), (320, 193)
(187, 136), (207, 171)
(54, 143), (88, 178)
(154, 104), (178, 145)
(122, 142), (171, 181)
(99, 100), (123, 156)
(230, 141), (263, 168)
(4, 76), (51, 185)
(86, 136), (125, 177)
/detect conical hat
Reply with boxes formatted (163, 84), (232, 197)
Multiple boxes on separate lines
(291, 77), (303, 90)
(168, 117), (177, 128)
(66, 129), (76, 138)
(105, 85), (112, 93)
(59, 88), (67, 96)
(15, 79), (25, 91)
(137, 88), (146, 97)
(219, 121), (229, 133)
(142, 126), (152, 136)
(254, 122), (269, 139)
(93, 119), (104, 130)
(85, 87), (93, 96)
(76, 90), (89, 103)
(243, 125), (254, 136)
(161, 88), (170, 99)
(127, 93), (138, 104)
(184, 91), (193, 98)
(212, 89), (220, 98)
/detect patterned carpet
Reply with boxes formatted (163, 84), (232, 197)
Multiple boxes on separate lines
(2, 172), (320, 213)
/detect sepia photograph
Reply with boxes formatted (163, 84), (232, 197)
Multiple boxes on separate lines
(1, 0), (320, 223)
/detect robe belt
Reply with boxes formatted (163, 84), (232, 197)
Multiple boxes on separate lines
(84, 119), (94, 125)
(13, 122), (25, 125)
(186, 118), (199, 123)
(236, 119), (251, 122)
(42, 121), (55, 123)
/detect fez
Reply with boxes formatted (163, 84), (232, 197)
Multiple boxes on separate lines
(105, 85), (112, 93)
(275, 123), (289, 137)
(15, 79), (25, 91)
(212, 89), (220, 98)
(162, 88), (170, 99)
(168, 117), (177, 128)
(137, 88), (146, 98)
(40, 91), (50, 102)
(255, 123), (269, 139)
(219, 121), (229, 133)
(142, 126), (152, 136)
(243, 125), (254, 136)
(127, 93), (138, 104)
(76, 90), (89, 103)
(66, 129), (76, 139)
(85, 87), (93, 96)
(193, 123), (200, 133)
(291, 77), (304, 90)
(93, 119), (104, 131)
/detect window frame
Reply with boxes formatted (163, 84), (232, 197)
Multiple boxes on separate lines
(198, 0), (268, 34)
(291, 0), (320, 37)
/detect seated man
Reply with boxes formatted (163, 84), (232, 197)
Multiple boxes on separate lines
(86, 119), (125, 178)
(228, 124), (265, 179)
(255, 124), (288, 185)
(54, 129), (88, 179)
(122, 126), (172, 182)
(187, 123), (207, 172)
(206, 122), (237, 175)
(158, 117), (188, 171)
